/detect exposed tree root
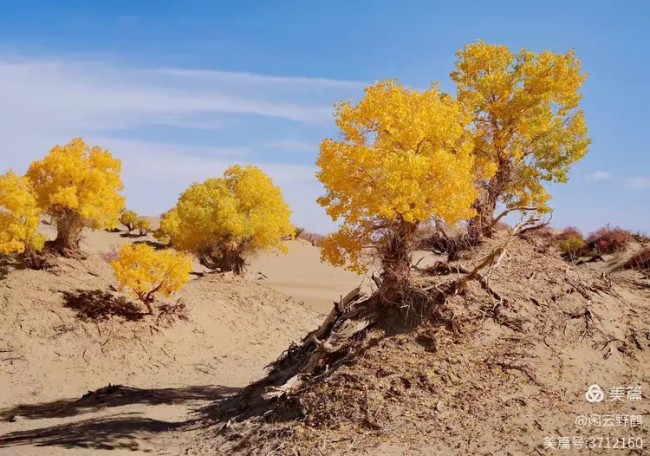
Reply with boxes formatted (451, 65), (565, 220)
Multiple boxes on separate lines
(214, 239), (525, 425)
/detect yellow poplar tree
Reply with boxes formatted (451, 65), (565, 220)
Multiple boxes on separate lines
(120, 209), (138, 231)
(111, 243), (192, 314)
(155, 208), (180, 245)
(168, 165), (293, 274)
(134, 217), (151, 236)
(0, 171), (46, 255)
(26, 138), (125, 256)
(317, 80), (477, 294)
(451, 42), (590, 238)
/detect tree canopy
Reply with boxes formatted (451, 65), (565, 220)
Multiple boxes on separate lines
(26, 137), (125, 255)
(451, 42), (590, 237)
(0, 171), (45, 255)
(165, 165), (293, 273)
(111, 243), (192, 314)
(317, 80), (477, 291)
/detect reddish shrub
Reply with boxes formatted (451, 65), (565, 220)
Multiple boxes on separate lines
(552, 227), (586, 259)
(555, 226), (583, 242)
(586, 226), (633, 254)
(100, 245), (120, 263)
(624, 248), (650, 271)
(297, 230), (325, 246)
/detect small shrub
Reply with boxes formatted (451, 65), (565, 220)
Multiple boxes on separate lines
(586, 226), (632, 254)
(100, 245), (120, 263)
(297, 230), (325, 247)
(154, 209), (179, 245)
(552, 227), (587, 260)
(558, 236), (586, 260)
(120, 209), (138, 231)
(164, 166), (293, 274)
(134, 217), (151, 236)
(624, 248), (650, 272)
(111, 244), (192, 314)
(294, 227), (306, 238)
(555, 226), (583, 242)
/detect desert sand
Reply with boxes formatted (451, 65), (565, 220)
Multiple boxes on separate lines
(0, 227), (365, 455)
(0, 227), (648, 455)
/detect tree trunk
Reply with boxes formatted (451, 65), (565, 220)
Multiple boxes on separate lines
(380, 221), (417, 299)
(137, 293), (155, 314)
(143, 300), (154, 315)
(467, 191), (499, 241)
(198, 245), (246, 275)
(468, 161), (512, 242)
(49, 210), (84, 257)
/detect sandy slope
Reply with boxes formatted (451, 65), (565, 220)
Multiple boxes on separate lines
(0, 227), (354, 455)
(185, 235), (650, 455)
(3, 226), (646, 455)
(246, 240), (368, 314)
(43, 220), (368, 314)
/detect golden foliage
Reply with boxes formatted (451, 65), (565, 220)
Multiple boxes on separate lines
(0, 171), (46, 255)
(155, 209), (180, 244)
(165, 165), (293, 273)
(111, 243), (192, 313)
(26, 138), (125, 253)
(451, 42), (590, 217)
(317, 80), (477, 274)
(134, 217), (151, 236)
(120, 209), (138, 231)
(559, 236), (586, 259)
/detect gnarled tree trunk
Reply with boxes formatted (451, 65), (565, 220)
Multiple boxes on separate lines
(380, 220), (417, 299)
(467, 190), (499, 241)
(198, 243), (247, 275)
(468, 161), (512, 242)
(49, 209), (85, 257)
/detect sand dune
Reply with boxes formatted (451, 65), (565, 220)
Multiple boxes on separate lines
(0, 227), (337, 455)
(246, 239), (368, 314)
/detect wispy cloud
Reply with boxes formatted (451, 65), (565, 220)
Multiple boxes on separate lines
(87, 136), (320, 226)
(267, 139), (319, 153)
(623, 176), (650, 190)
(0, 54), (363, 231)
(0, 56), (362, 134)
(155, 68), (365, 90)
(586, 170), (611, 181)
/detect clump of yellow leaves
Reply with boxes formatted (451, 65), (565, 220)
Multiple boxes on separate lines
(26, 137), (125, 255)
(111, 243), (192, 314)
(0, 171), (46, 255)
(452, 42), (590, 234)
(155, 208), (181, 245)
(317, 80), (478, 274)
(164, 165), (293, 274)
(120, 209), (139, 231)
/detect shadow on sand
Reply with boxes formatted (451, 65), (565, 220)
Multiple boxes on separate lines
(62, 289), (146, 322)
(0, 384), (240, 451)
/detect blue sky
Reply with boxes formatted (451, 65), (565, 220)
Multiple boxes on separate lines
(0, 0), (648, 233)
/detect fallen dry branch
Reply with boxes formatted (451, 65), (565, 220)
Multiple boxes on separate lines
(262, 289), (375, 400)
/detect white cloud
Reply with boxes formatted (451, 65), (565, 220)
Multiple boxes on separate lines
(0, 56), (362, 135)
(623, 176), (650, 190)
(154, 68), (365, 90)
(0, 54), (362, 232)
(586, 170), (611, 181)
(89, 137), (323, 229)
